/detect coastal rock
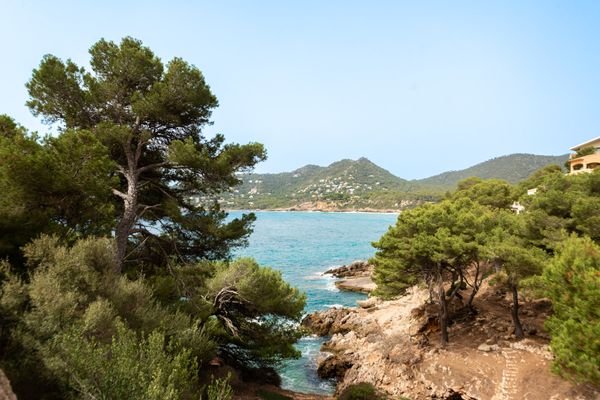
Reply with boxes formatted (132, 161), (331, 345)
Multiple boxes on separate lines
(324, 260), (373, 278)
(301, 307), (355, 336)
(0, 369), (17, 400)
(317, 354), (353, 379)
(334, 277), (376, 293)
(357, 297), (381, 309)
(325, 260), (377, 293)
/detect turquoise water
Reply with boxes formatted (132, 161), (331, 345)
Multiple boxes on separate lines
(230, 211), (398, 394)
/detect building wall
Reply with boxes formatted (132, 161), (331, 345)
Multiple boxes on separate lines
(569, 152), (600, 175)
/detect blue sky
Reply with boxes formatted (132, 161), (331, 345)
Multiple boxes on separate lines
(2, 1), (600, 179)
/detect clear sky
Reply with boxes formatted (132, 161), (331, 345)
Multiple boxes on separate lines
(2, 1), (600, 179)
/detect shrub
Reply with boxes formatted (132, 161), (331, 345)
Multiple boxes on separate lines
(50, 322), (200, 400)
(338, 382), (384, 400)
(205, 373), (233, 400)
(575, 146), (596, 157)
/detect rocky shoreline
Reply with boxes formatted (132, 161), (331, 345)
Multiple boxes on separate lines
(301, 282), (598, 399)
(323, 260), (376, 293)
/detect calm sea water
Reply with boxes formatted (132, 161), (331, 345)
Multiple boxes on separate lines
(230, 211), (398, 394)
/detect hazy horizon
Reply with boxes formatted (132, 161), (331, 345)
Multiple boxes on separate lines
(2, 1), (599, 179)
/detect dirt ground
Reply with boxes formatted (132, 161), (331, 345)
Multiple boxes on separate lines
(419, 280), (599, 400)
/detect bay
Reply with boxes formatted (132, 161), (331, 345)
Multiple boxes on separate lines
(230, 210), (398, 394)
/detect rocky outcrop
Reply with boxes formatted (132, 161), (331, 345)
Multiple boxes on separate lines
(325, 261), (376, 293)
(335, 277), (376, 293)
(317, 353), (353, 379)
(324, 261), (373, 278)
(301, 307), (355, 336)
(306, 284), (598, 400)
(0, 369), (16, 400)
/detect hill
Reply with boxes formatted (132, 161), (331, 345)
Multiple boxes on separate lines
(220, 157), (434, 210)
(416, 153), (568, 189)
(218, 153), (568, 211)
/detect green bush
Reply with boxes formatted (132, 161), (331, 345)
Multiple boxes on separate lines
(51, 322), (200, 400)
(0, 236), (309, 399)
(338, 382), (384, 400)
(205, 373), (233, 400)
(575, 145), (597, 157)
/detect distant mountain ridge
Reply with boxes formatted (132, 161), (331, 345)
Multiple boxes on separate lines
(416, 153), (568, 188)
(221, 153), (568, 211)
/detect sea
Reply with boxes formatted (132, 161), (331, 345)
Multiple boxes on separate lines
(230, 210), (398, 395)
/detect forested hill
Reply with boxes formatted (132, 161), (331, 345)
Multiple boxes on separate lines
(223, 153), (568, 210)
(416, 153), (569, 189)
(224, 157), (429, 210)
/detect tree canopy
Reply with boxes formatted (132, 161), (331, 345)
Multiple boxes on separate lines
(451, 177), (515, 210)
(0, 117), (116, 269)
(518, 168), (600, 250)
(372, 198), (496, 344)
(25, 36), (266, 272)
(537, 236), (600, 385)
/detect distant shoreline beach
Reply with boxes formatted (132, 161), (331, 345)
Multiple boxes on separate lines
(225, 208), (401, 215)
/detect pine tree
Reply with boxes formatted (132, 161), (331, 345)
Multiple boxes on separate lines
(26, 37), (266, 272)
(538, 236), (600, 385)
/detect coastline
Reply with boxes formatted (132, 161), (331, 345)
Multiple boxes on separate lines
(231, 216), (398, 396)
(225, 208), (400, 215)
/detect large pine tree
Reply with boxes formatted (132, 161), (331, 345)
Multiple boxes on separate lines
(25, 37), (266, 272)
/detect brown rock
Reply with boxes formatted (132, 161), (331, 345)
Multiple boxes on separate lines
(324, 261), (373, 278)
(357, 297), (381, 309)
(335, 277), (376, 293)
(317, 354), (353, 379)
(301, 308), (354, 336)
(0, 369), (17, 400)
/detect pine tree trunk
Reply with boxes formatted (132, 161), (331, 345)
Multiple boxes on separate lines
(438, 271), (449, 346)
(510, 283), (524, 339)
(114, 171), (138, 273)
(466, 262), (481, 311)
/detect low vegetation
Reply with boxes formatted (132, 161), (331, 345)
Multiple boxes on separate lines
(338, 382), (385, 400)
